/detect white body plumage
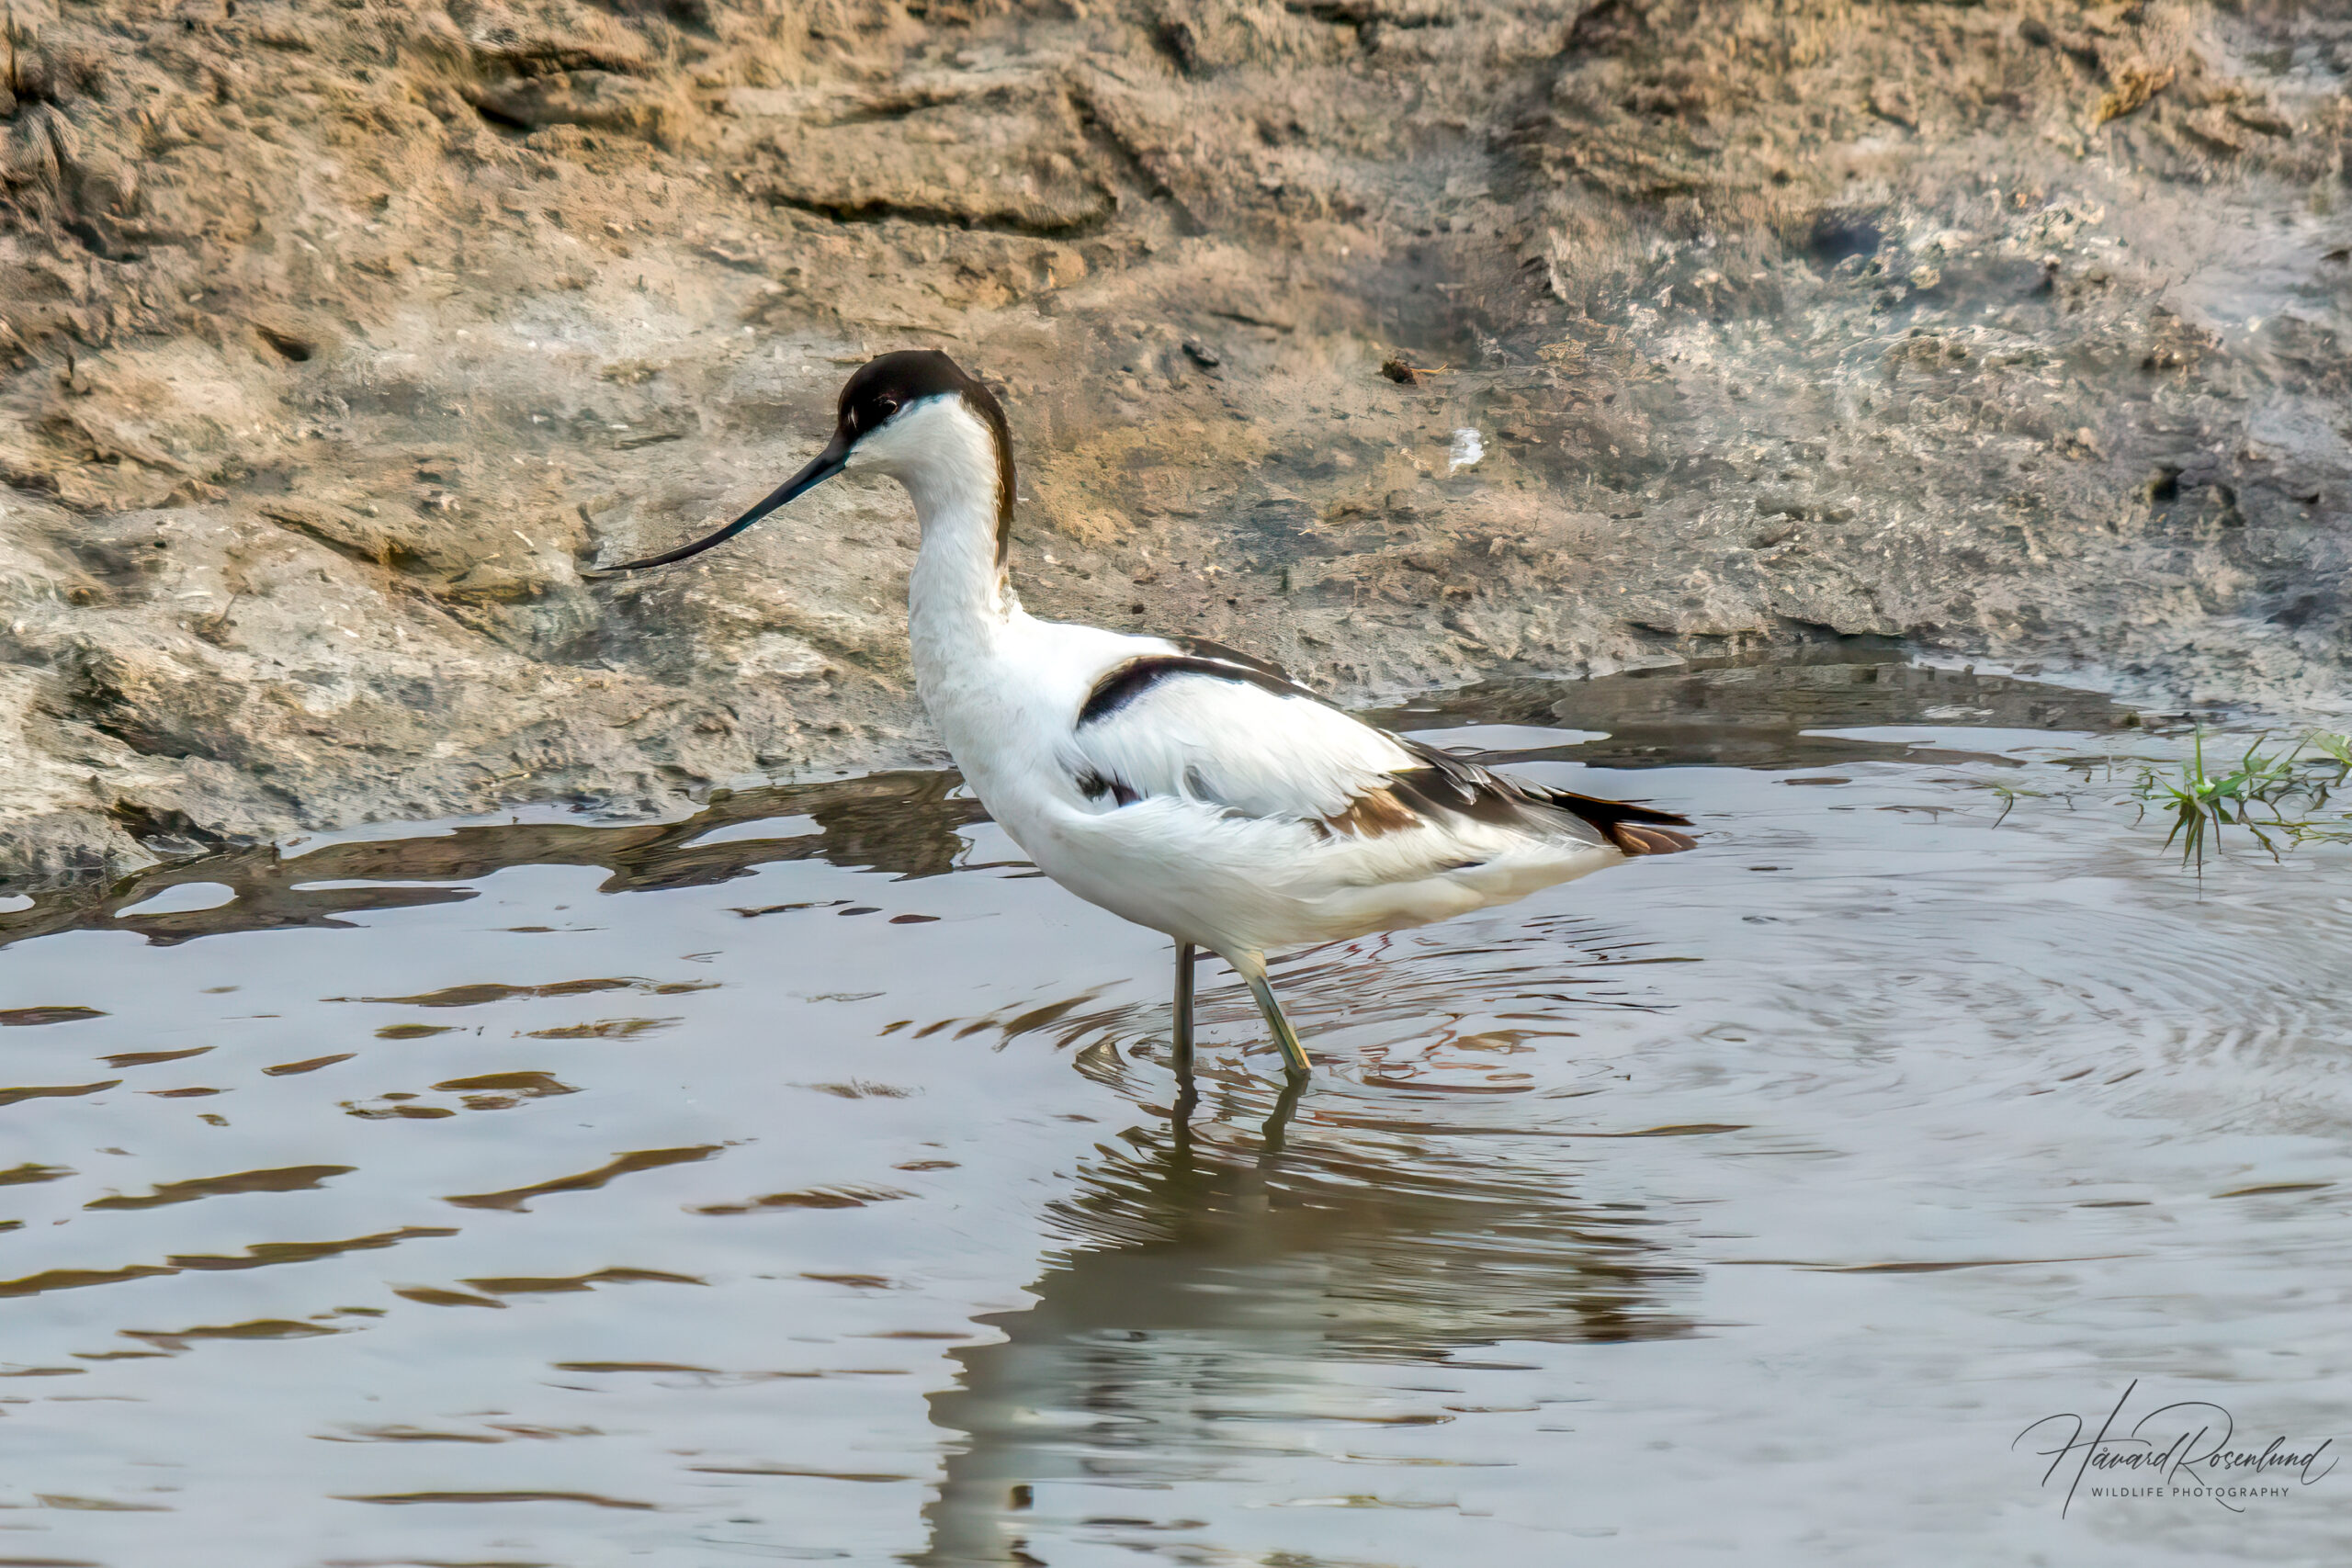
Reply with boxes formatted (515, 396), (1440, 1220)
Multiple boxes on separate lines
(858, 393), (1634, 961)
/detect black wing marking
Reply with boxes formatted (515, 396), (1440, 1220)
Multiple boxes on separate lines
(1076, 652), (1312, 728)
(1069, 639), (1317, 805)
(1159, 635), (1309, 691)
(1075, 768), (1141, 807)
(1384, 737), (1696, 855)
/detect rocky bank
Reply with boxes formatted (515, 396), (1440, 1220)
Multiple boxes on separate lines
(2, 0), (2347, 887)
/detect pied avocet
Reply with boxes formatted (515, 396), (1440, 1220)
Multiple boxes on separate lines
(603, 350), (1693, 1082)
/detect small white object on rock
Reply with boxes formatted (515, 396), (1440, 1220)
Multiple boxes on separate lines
(1448, 427), (1485, 474)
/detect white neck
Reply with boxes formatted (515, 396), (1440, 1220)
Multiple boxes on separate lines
(862, 396), (1014, 685)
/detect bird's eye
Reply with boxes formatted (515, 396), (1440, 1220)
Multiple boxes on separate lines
(876, 397), (899, 418)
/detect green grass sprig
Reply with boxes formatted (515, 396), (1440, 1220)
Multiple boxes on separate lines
(2126, 728), (2352, 866)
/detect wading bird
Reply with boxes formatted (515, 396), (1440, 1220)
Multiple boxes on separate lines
(602, 351), (1693, 1083)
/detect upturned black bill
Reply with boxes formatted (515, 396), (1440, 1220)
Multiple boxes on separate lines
(592, 431), (851, 574)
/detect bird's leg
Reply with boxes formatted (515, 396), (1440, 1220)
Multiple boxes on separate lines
(1233, 953), (1312, 1083)
(1170, 942), (1198, 1123)
(1171, 942), (1195, 1071)
(1260, 1071), (1305, 1157)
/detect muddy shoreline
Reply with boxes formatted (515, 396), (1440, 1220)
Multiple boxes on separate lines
(3, 0), (2348, 889)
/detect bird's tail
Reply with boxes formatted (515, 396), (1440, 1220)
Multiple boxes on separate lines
(1537, 788), (1697, 856)
(1390, 734), (1698, 856)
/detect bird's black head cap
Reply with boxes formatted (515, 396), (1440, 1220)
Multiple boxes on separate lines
(839, 349), (1014, 567)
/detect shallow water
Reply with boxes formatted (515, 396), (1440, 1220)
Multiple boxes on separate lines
(1, 652), (2346, 1567)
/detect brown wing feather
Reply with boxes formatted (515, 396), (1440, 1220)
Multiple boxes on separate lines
(1322, 786), (1422, 838)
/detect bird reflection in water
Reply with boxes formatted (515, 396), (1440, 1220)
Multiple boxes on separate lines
(915, 1042), (1699, 1566)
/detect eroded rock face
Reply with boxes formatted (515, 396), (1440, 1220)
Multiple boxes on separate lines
(753, 76), (1115, 232)
(0, 0), (2346, 887)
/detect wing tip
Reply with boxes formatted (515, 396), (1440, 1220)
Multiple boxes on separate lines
(1534, 786), (1697, 855)
(1606, 821), (1699, 856)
